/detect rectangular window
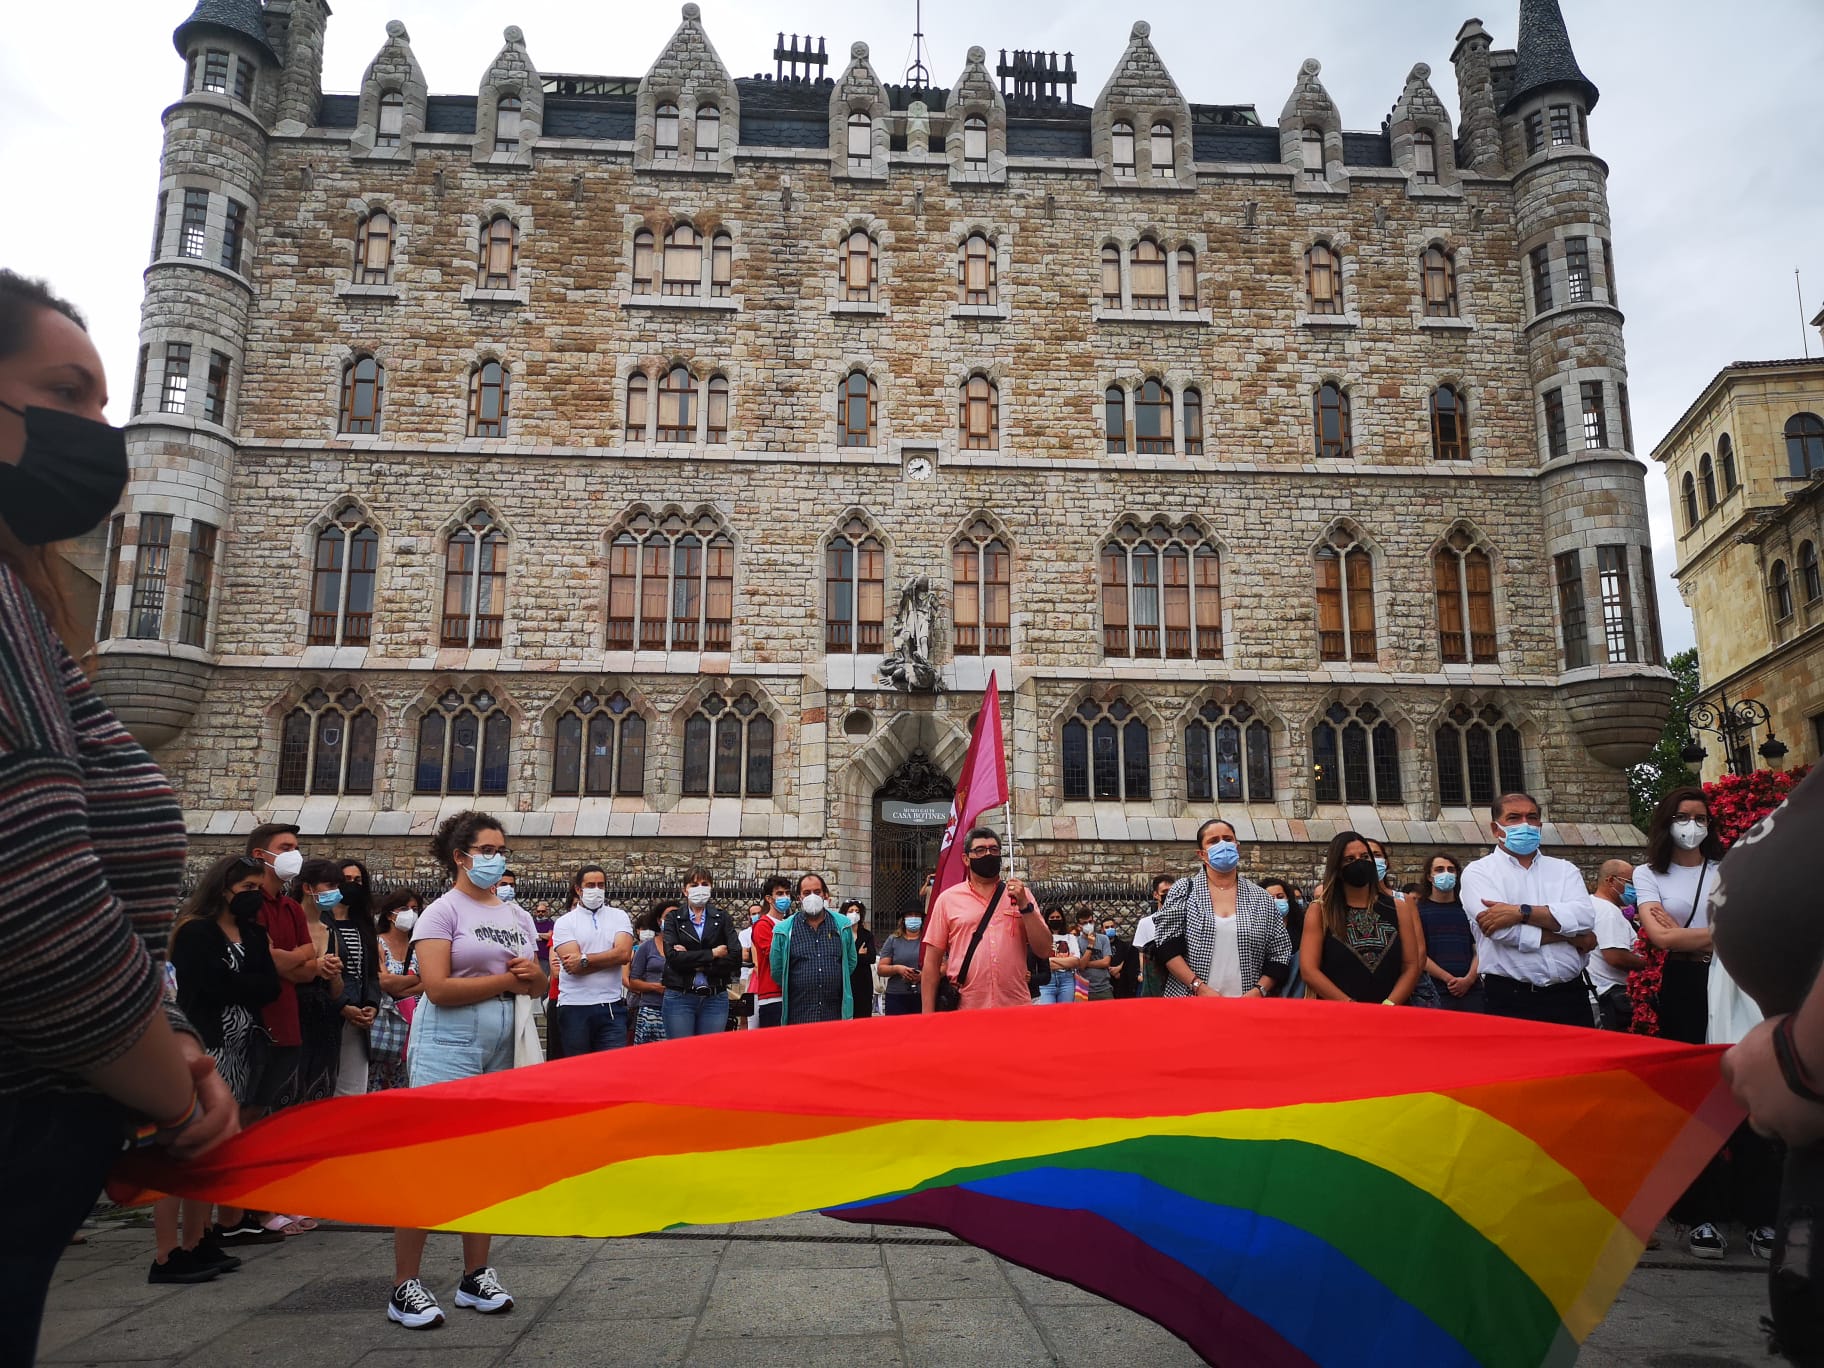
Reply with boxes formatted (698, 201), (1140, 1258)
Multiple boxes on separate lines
(129, 514), (174, 640)
(1549, 104), (1574, 147)
(1524, 111), (1545, 155)
(1641, 545), (1665, 666)
(131, 345), (148, 417)
(179, 188), (209, 258)
(221, 199), (247, 273)
(1554, 550), (1589, 670)
(234, 57), (255, 104)
(1564, 236), (1590, 303)
(159, 343), (192, 415)
(152, 191), (168, 262)
(1618, 381), (1635, 452)
(1529, 244), (1553, 313)
(1544, 387), (1568, 460)
(179, 523), (216, 648)
(1601, 238), (1617, 305)
(1597, 544), (1637, 663)
(1580, 380), (1608, 449)
(203, 351), (230, 426)
(201, 50), (230, 94)
(97, 514), (124, 641)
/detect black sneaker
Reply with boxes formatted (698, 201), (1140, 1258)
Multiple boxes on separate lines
(454, 1266), (514, 1314)
(1688, 1222), (1728, 1260)
(192, 1233), (242, 1273)
(387, 1277), (445, 1329)
(208, 1219), (283, 1247)
(148, 1246), (222, 1285)
(1752, 1225), (1777, 1260)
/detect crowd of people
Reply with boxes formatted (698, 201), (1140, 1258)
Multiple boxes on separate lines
(5, 268), (1815, 1361)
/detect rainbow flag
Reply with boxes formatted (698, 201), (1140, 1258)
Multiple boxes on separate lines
(116, 1001), (1736, 1366)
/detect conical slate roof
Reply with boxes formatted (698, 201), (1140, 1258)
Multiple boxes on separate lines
(174, 0), (278, 64)
(1502, 0), (1598, 114)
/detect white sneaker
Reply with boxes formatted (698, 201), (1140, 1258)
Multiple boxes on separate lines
(387, 1277), (445, 1328)
(454, 1265), (514, 1313)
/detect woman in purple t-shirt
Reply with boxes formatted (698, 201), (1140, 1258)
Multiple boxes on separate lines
(386, 811), (546, 1332)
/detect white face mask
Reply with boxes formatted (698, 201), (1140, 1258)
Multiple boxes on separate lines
(1671, 818), (1708, 851)
(800, 893), (827, 916)
(393, 909), (418, 933)
(846, 910), (861, 927)
(638, 928), (656, 943)
(686, 885), (712, 908)
(270, 849), (304, 881)
(580, 887), (606, 911)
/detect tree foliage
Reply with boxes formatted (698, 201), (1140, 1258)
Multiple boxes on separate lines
(1627, 647), (1700, 830)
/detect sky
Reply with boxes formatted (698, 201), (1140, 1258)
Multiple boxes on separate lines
(5, 0), (1822, 658)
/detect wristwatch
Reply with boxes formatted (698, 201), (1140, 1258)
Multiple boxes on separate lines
(579, 953), (591, 970)
(1519, 904), (1533, 924)
(1190, 978), (1206, 992)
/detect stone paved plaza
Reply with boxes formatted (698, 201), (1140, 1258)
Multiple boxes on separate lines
(40, 1212), (1774, 1366)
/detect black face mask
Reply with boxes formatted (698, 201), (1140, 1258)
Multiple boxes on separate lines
(968, 853), (1003, 881)
(1047, 922), (1064, 933)
(0, 401), (129, 545)
(228, 889), (266, 921)
(1340, 857), (1377, 889)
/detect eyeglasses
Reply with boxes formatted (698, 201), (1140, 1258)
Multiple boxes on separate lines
(467, 846), (510, 858)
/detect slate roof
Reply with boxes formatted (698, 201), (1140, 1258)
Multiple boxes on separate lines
(1503, 0), (1599, 114)
(173, 0), (277, 63)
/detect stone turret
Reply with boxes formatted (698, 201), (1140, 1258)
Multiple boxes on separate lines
(1498, 0), (1671, 765)
(1277, 58), (1343, 189)
(828, 41), (889, 181)
(263, 0), (329, 132)
(1090, 21), (1192, 189)
(637, 3), (739, 172)
(1450, 18), (1504, 175)
(92, 0), (280, 747)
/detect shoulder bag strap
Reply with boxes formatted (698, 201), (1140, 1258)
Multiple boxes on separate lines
(1678, 862), (1712, 931)
(954, 883), (1007, 989)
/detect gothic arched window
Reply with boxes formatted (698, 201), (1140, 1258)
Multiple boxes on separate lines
(1062, 698), (1149, 801)
(1315, 527), (1375, 662)
(1434, 703), (1525, 808)
(952, 518), (1010, 656)
(606, 509), (734, 652)
(825, 516), (885, 653)
(1184, 701), (1272, 803)
(683, 692), (773, 797)
(277, 687), (377, 796)
(1311, 700), (1401, 805)
(552, 690), (645, 797)
(441, 509), (507, 648)
(309, 509), (378, 646)
(1433, 530), (1497, 664)
(414, 686), (510, 795)
(1100, 519), (1221, 661)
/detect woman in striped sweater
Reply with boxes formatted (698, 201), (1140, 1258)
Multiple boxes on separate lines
(0, 271), (239, 1363)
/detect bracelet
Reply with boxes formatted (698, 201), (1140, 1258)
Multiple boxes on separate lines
(1382, 998), (1398, 1006)
(125, 1090), (202, 1151)
(1772, 1015), (1824, 1105)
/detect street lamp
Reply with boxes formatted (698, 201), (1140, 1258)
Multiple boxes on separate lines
(1680, 689), (1788, 778)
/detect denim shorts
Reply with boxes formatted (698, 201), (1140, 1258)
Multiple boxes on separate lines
(406, 996), (514, 1087)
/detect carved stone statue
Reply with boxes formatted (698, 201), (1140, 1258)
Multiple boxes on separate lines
(878, 574), (941, 692)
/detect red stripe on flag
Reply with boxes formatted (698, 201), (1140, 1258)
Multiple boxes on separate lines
(922, 671), (1008, 942)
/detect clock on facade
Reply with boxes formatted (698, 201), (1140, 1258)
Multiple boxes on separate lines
(906, 456), (934, 481)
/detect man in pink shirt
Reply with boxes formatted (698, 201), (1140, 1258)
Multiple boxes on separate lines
(921, 828), (1051, 1011)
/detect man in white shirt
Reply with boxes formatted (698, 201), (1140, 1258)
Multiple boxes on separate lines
(1587, 859), (1647, 1031)
(1134, 873), (1173, 998)
(552, 881), (636, 1055)
(1459, 791), (1599, 1027)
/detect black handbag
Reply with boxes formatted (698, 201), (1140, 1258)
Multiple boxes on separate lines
(935, 883), (1004, 1013)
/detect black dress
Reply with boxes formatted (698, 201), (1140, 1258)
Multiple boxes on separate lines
(1316, 893), (1405, 1004)
(850, 926), (877, 1017)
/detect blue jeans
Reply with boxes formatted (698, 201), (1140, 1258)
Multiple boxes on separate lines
(559, 1000), (628, 1055)
(662, 989), (729, 1039)
(4, 1091), (126, 1366)
(1036, 969), (1077, 1004)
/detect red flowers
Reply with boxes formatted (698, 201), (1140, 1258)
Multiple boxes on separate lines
(1627, 765), (1811, 1036)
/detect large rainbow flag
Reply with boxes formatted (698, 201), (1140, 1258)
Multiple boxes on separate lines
(116, 1001), (1738, 1366)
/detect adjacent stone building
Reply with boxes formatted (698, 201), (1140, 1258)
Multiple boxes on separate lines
(96, 0), (1673, 909)
(1652, 329), (1824, 779)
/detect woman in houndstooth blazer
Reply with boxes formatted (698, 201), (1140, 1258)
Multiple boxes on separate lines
(1153, 818), (1292, 998)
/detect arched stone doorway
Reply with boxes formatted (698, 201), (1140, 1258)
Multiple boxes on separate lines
(870, 749), (953, 935)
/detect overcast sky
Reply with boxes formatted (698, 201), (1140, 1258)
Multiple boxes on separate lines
(5, 0), (1822, 657)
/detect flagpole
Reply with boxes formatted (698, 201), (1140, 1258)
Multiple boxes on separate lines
(1004, 673), (1016, 876)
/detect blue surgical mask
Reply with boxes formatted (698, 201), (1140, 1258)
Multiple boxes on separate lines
(1272, 897), (1290, 916)
(906, 916), (923, 933)
(467, 853), (508, 888)
(773, 895), (792, 913)
(1431, 871), (1458, 894)
(315, 889), (343, 910)
(497, 885), (517, 902)
(1501, 823), (1543, 857)
(1621, 884), (1638, 908)
(1374, 857), (1389, 882)
(1206, 840), (1240, 873)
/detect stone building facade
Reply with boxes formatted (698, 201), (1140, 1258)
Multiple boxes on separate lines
(1653, 342), (1824, 779)
(95, 0), (1673, 909)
